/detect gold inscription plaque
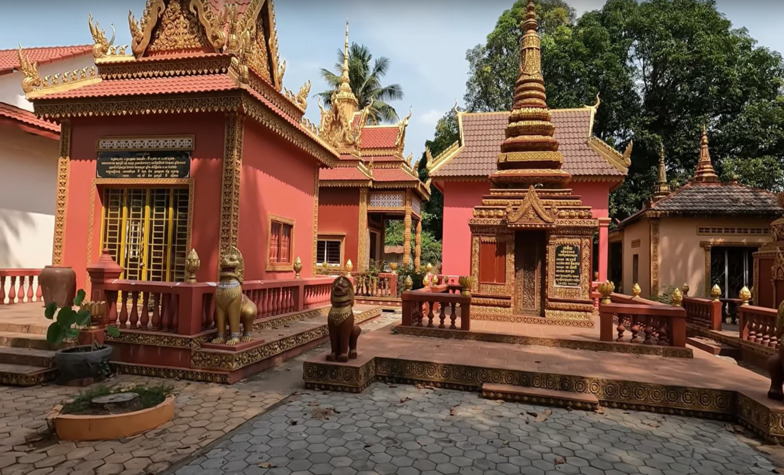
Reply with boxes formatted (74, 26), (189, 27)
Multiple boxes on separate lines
(96, 151), (191, 179)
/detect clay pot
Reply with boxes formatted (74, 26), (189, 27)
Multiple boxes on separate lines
(39, 266), (76, 308)
(53, 345), (112, 384)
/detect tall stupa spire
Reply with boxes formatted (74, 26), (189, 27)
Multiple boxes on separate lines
(491, 0), (569, 187)
(654, 143), (670, 199)
(333, 20), (358, 117)
(693, 125), (719, 183)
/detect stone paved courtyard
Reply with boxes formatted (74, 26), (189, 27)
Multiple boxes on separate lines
(173, 384), (780, 475)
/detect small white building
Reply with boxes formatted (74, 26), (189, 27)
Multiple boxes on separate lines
(0, 45), (93, 269)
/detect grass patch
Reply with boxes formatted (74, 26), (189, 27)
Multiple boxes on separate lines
(62, 383), (174, 415)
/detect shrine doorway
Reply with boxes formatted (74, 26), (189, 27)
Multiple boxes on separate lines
(710, 246), (756, 299)
(100, 187), (190, 282)
(514, 231), (546, 316)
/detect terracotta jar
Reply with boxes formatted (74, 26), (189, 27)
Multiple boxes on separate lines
(39, 265), (76, 308)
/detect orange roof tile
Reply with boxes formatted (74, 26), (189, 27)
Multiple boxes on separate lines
(320, 167), (371, 181)
(0, 45), (92, 75)
(431, 109), (625, 178)
(0, 102), (59, 134)
(360, 126), (399, 149)
(34, 74), (238, 100)
(372, 168), (419, 183)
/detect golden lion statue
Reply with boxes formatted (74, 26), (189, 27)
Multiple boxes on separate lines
(327, 276), (361, 362)
(213, 247), (257, 345)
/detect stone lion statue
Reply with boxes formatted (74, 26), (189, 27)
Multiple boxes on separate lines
(213, 247), (257, 345)
(327, 276), (361, 362)
(766, 299), (784, 400)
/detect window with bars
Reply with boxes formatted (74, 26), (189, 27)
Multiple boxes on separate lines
(100, 187), (189, 282)
(316, 239), (342, 265)
(268, 218), (293, 267)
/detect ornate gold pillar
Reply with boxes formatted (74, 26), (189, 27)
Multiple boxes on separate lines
(403, 191), (412, 267)
(357, 188), (368, 272)
(312, 169), (320, 274)
(219, 113), (245, 260)
(52, 119), (71, 266)
(414, 218), (422, 270)
(650, 218), (660, 297)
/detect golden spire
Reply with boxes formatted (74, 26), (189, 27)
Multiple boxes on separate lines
(333, 20), (358, 116)
(654, 143), (670, 199)
(693, 125), (719, 183)
(492, 0), (568, 187)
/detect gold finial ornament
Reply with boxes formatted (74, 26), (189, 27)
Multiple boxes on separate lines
(598, 280), (615, 304)
(185, 249), (200, 283)
(345, 259), (353, 273)
(711, 284), (722, 301)
(458, 276), (476, 297)
(17, 46), (42, 94)
(293, 256), (303, 279)
(389, 262), (398, 273)
(740, 286), (751, 306)
(654, 142), (670, 199)
(632, 283), (641, 298)
(671, 288), (683, 307)
(682, 283), (689, 296)
(404, 275), (413, 291)
(694, 125), (719, 183)
(88, 13), (116, 59)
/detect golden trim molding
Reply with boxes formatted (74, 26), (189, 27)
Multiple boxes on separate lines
(52, 120), (71, 265)
(219, 114), (244, 262)
(650, 219), (660, 297)
(97, 135), (195, 151)
(357, 188), (368, 272)
(312, 168), (319, 273)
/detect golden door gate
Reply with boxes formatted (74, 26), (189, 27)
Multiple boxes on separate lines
(100, 188), (189, 282)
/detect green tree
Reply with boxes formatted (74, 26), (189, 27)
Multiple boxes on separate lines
(462, 0), (784, 221)
(720, 156), (784, 191)
(318, 43), (404, 124)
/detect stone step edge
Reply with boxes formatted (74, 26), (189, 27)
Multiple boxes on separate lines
(0, 332), (50, 350)
(0, 347), (55, 368)
(0, 364), (57, 387)
(481, 383), (600, 410)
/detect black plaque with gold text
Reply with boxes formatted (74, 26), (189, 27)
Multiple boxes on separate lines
(96, 151), (190, 179)
(554, 244), (581, 287)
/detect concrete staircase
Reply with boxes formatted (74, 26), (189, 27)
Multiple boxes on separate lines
(0, 320), (57, 386)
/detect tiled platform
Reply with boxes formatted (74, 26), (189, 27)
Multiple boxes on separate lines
(303, 322), (784, 441)
(0, 303), (49, 335)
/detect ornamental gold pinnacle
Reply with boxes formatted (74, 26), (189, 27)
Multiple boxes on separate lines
(491, 0), (569, 187)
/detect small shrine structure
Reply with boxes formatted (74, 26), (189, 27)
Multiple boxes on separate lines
(315, 23), (429, 273)
(457, 1), (600, 321)
(610, 129), (782, 299)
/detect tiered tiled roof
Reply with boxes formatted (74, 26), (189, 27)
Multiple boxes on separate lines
(616, 130), (783, 228)
(35, 74), (237, 100)
(0, 102), (59, 138)
(428, 109), (628, 182)
(0, 45), (92, 75)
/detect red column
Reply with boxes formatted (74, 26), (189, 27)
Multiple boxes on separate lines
(598, 218), (611, 282)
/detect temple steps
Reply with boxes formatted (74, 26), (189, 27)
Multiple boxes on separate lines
(687, 336), (741, 359)
(0, 332), (57, 386)
(481, 383), (600, 411)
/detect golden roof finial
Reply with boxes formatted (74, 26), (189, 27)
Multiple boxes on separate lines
(332, 19), (358, 117)
(654, 141), (670, 200)
(17, 45), (42, 94)
(694, 124), (719, 183)
(339, 19), (351, 94)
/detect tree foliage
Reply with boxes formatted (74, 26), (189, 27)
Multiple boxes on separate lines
(319, 43), (404, 124)
(462, 0), (784, 220)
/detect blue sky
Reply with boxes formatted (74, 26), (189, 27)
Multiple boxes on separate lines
(2, 0), (782, 160)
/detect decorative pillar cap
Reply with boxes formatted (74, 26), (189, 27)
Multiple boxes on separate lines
(87, 248), (123, 275)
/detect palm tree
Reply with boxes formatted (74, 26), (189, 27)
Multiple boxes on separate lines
(318, 43), (404, 125)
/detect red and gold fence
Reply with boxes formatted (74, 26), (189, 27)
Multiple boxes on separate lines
(401, 285), (471, 331)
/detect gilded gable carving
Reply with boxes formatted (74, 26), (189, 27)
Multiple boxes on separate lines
(148, 0), (210, 53)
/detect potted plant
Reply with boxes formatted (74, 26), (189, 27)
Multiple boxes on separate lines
(45, 289), (120, 384)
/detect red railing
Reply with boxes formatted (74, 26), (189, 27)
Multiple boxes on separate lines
(92, 277), (334, 336)
(599, 302), (687, 347)
(682, 297), (723, 331)
(354, 272), (398, 298)
(739, 305), (779, 349)
(0, 269), (42, 305)
(401, 286), (471, 331)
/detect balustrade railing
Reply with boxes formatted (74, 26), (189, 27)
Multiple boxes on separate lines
(401, 287), (471, 331)
(599, 302), (686, 347)
(92, 277), (334, 336)
(682, 297), (722, 331)
(353, 272), (397, 298)
(738, 305), (779, 350)
(0, 269), (42, 305)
